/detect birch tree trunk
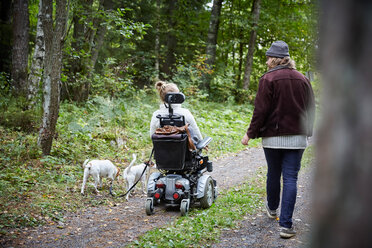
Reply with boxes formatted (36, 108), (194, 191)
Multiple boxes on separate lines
(242, 0), (261, 90)
(38, 0), (68, 155)
(11, 0), (29, 97)
(28, 0), (45, 107)
(204, 0), (223, 90)
(311, 0), (372, 247)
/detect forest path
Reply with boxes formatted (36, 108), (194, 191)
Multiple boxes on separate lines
(3, 147), (313, 247)
(215, 157), (314, 247)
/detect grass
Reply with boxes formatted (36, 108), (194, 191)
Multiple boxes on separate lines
(129, 146), (315, 248)
(0, 89), (259, 234)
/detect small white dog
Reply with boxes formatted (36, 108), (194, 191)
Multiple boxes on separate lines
(81, 159), (121, 196)
(123, 154), (156, 201)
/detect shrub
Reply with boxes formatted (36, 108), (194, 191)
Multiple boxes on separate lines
(0, 96), (41, 132)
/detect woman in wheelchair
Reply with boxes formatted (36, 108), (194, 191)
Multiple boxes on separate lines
(146, 81), (216, 216)
(150, 81), (203, 144)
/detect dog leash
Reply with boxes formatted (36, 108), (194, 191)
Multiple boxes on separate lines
(117, 148), (154, 198)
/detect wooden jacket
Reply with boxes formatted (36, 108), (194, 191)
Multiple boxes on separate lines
(247, 66), (315, 139)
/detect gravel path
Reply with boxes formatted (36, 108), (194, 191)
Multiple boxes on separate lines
(214, 162), (313, 248)
(1, 147), (313, 248)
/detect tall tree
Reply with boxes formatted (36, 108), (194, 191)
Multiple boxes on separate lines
(154, 0), (161, 80)
(63, 0), (118, 101)
(0, 0), (12, 74)
(38, 0), (68, 155)
(204, 0), (223, 90)
(242, 0), (261, 90)
(28, 0), (45, 107)
(311, 0), (372, 247)
(88, 0), (114, 78)
(11, 0), (29, 97)
(65, 0), (94, 101)
(161, 0), (178, 77)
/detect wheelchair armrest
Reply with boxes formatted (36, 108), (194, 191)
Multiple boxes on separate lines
(196, 136), (212, 150)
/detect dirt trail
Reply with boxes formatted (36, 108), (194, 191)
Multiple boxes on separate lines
(215, 162), (314, 247)
(1, 147), (313, 248)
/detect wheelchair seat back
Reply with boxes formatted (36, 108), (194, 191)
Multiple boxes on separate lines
(152, 133), (188, 171)
(152, 92), (193, 171)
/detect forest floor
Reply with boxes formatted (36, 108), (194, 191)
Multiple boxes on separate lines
(1, 147), (313, 248)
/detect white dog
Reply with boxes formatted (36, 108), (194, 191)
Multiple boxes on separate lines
(81, 159), (121, 196)
(123, 154), (156, 201)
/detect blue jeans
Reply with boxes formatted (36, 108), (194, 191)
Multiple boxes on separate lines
(263, 148), (304, 228)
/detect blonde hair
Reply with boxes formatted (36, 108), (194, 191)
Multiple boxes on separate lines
(155, 81), (179, 102)
(267, 56), (296, 70)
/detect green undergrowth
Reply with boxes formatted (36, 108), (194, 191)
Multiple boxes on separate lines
(129, 146), (314, 248)
(0, 89), (259, 233)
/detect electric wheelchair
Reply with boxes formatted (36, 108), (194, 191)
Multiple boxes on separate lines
(146, 92), (217, 216)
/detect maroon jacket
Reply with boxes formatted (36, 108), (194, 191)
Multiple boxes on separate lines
(247, 66), (315, 139)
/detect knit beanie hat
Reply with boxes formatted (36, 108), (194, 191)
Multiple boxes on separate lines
(266, 41), (290, 58)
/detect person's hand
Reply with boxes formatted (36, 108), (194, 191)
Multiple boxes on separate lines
(241, 133), (250, 146)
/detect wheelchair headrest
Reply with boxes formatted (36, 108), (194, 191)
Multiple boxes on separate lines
(165, 93), (185, 104)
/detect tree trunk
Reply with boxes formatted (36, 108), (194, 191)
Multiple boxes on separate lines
(63, 0), (113, 102)
(161, 0), (178, 77)
(38, 0), (68, 155)
(11, 0), (29, 97)
(311, 0), (372, 247)
(154, 0), (161, 81)
(242, 0), (261, 90)
(230, 0), (235, 75)
(237, 31), (244, 86)
(85, 0), (114, 100)
(204, 0), (223, 90)
(90, 0), (114, 72)
(28, 0), (45, 107)
(64, 0), (94, 102)
(0, 0), (13, 74)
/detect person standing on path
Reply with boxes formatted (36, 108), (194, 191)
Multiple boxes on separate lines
(241, 41), (315, 239)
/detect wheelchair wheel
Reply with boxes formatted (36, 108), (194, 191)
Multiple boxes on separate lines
(180, 199), (189, 216)
(145, 198), (154, 215)
(200, 177), (214, 208)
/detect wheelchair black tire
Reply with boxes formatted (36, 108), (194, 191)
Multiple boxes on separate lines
(200, 177), (214, 208)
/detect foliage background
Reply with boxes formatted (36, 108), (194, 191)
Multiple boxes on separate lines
(0, 0), (318, 235)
